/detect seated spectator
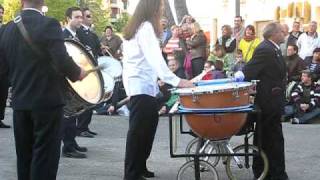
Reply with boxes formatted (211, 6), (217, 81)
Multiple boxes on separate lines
(304, 48), (320, 81)
(202, 61), (214, 80)
(94, 79), (127, 115)
(285, 44), (305, 82)
(212, 60), (226, 79)
(209, 45), (233, 71)
(285, 70), (320, 124)
(158, 59), (186, 112)
(231, 49), (246, 73)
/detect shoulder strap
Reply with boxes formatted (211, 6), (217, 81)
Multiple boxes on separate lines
(14, 15), (45, 57)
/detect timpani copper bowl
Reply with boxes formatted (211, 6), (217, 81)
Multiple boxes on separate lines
(173, 79), (253, 140)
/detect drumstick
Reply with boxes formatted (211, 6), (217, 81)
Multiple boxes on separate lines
(85, 64), (106, 76)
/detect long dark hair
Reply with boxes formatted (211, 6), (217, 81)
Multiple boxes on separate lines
(123, 0), (163, 40)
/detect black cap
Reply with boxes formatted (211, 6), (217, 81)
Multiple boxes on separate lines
(313, 48), (320, 54)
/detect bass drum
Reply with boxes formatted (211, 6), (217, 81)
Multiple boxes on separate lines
(64, 39), (104, 117)
(97, 56), (122, 102)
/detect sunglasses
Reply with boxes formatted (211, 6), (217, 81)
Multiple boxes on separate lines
(86, 15), (92, 18)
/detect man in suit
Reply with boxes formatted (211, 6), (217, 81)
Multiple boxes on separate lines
(0, 0), (87, 179)
(75, 7), (100, 138)
(244, 22), (289, 180)
(0, 4), (10, 129)
(62, 6), (89, 158)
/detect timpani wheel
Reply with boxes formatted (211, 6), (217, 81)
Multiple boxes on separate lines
(185, 138), (220, 168)
(225, 144), (269, 180)
(177, 160), (219, 180)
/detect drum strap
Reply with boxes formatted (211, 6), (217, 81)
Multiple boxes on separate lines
(14, 15), (61, 75)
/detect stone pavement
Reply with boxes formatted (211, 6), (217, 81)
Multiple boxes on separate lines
(0, 108), (320, 180)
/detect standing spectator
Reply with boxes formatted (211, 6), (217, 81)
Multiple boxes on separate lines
(100, 25), (123, 60)
(239, 25), (260, 62)
(280, 24), (290, 57)
(163, 25), (187, 66)
(287, 21), (303, 46)
(233, 15), (245, 47)
(160, 17), (172, 47)
(289, 70), (320, 124)
(186, 22), (207, 78)
(297, 21), (320, 59)
(285, 44), (305, 82)
(216, 25), (236, 53)
(243, 22), (289, 180)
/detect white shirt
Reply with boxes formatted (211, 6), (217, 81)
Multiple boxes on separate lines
(122, 22), (181, 97)
(297, 32), (320, 59)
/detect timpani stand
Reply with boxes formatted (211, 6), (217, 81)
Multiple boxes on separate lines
(167, 80), (268, 180)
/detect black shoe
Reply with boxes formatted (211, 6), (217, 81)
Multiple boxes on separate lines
(142, 169), (155, 178)
(75, 145), (88, 152)
(62, 150), (87, 159)
(78, 131), (94, 138)
(88, 130), (98, 135)
(0, 121), (10, 128)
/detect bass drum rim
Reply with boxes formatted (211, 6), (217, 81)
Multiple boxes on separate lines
(63, 39), (105, 116)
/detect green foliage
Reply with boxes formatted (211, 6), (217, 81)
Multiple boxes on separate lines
(45, 0), (78, 22)
(79, 0), (110, 36)
(112, 12), (130, 33)
(3, 0), (21, 23)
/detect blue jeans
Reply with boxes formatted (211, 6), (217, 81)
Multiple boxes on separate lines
(296, 107), (320, 124)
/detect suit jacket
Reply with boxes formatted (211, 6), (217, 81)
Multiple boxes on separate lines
(0, 9), (80, 110)
(77, 25), (101, 58)
(244, 40), (287, 112)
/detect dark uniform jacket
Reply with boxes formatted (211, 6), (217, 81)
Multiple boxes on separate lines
(77, 25), (101, 58)
(0, 10), (80, 110)
(244, 39), (287, 112)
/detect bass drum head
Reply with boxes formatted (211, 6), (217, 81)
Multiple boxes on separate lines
(64, 40), (103, 104)
(97, 56), (122, 78)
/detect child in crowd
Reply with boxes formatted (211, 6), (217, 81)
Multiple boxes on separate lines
(212, 60), (226, 79)
(209, 45), (233, 71)
(231, 49), (246, 73)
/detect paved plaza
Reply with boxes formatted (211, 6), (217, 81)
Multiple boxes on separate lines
(0, 108), (320, 180)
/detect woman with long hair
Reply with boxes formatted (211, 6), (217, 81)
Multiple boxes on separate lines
(122, 0), (193, 179)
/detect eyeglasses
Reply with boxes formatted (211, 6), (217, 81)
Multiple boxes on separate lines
(86, 15), (92, 18)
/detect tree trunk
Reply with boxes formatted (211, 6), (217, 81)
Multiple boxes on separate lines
(164, 0), (175, 27)
(174, 0), (189, 24)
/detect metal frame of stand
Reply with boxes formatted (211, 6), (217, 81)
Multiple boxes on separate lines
(167, 105), (262, 180)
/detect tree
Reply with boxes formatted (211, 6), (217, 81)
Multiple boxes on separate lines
(45, 0), (78, 22)
(3, 0), (21, 23)
(77, 0), (110, 36)
(163, 0), (189, 27)
(112, 12), (130, 33)
(174, 0), (189, 24)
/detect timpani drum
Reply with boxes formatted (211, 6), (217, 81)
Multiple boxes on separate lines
(174, 79), (253, 140)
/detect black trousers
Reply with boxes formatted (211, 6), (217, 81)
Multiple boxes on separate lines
(124, 95), (159, 180)
(62, 116), (77, 151)
(191, 57), (205, 78)
(253, 108), (288, 180)
(0, 80), (8, 120)
(77, 109), (93, 133)
(13, 107), (63, 180)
